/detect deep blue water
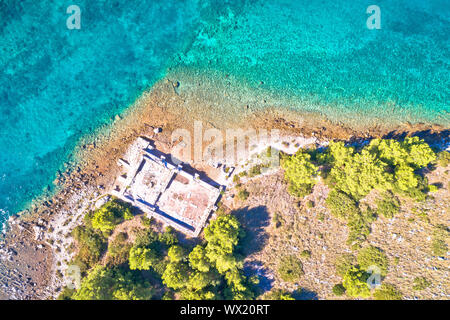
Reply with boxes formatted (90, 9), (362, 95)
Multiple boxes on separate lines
(0, 0), (449, 225)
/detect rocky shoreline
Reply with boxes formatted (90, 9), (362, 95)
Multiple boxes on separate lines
(0, 77), (448, 300)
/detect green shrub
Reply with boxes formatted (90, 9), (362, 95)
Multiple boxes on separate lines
(248, 165), (262, 177)
(373, 283), (402, 300)
(277, 255), (304, 283)
(326, 190), (360, 220)
(376, 192), (400, 219)
(306, 200), (314, 208)
(431, 225), (448, 256)
(431, 239), (448, 256)
(427, 184), (439, 193)
(346, 209), (376, 249)
(393, 257), (400, 265)
(140, 215), (153, 227)
(357, 246), (389, 277)
(412, 277), (431, 290)
(106, 232), (131, 266)
(238, 171), (248, 177)
(57, 287), (75, 300)
(437, 151), (450, 167)
(71, 226), (106, 273)
(335, 253), (356, 277)
(133, 228), (159, 248)
(272, 213), (283, 228)
(300, 250), (311, 259)
(162, 291), (175, 300)
(332, 284), (346, 296)
(237, 189), (250, 201)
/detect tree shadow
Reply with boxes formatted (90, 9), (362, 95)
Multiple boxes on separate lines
(233, 206), (270, 256)
(383, 129), (450, 150)
(243, 260), (274, 295)
(292, 288), (318, 300)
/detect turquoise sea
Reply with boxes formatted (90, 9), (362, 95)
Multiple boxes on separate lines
(1, 0), (449, 225)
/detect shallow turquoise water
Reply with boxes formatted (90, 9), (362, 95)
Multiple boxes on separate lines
(0, 0), (201, 221)
(175, 0), (449, 124)
(0, 0), (449, 225)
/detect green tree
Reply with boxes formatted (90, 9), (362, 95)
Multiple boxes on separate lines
(204, 215), (242, 272)
(186, 271), (218, 291)
(179, 288), (217, 300)
(324, 141), (355, 166)
(402, 137), (436, 168)
(89, 200), (133, 233)
(72, 266), (153, 300)
(71, 226), (106, 273)
(367, 138), (409, 167)
(329, 149), (391, 199)
(394, 164), (419, 191)
(162, 262), (190, 290)
(282, 150), (318, 197)
(168, 245), (186, 262)
(189, 245), (211, 272)
(342, 266), (370, 298)
(224, 268), (255, 300)
(128, 246), (157, 270)
(357, 246), (389, 277)
(368, 137), (435, 169)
